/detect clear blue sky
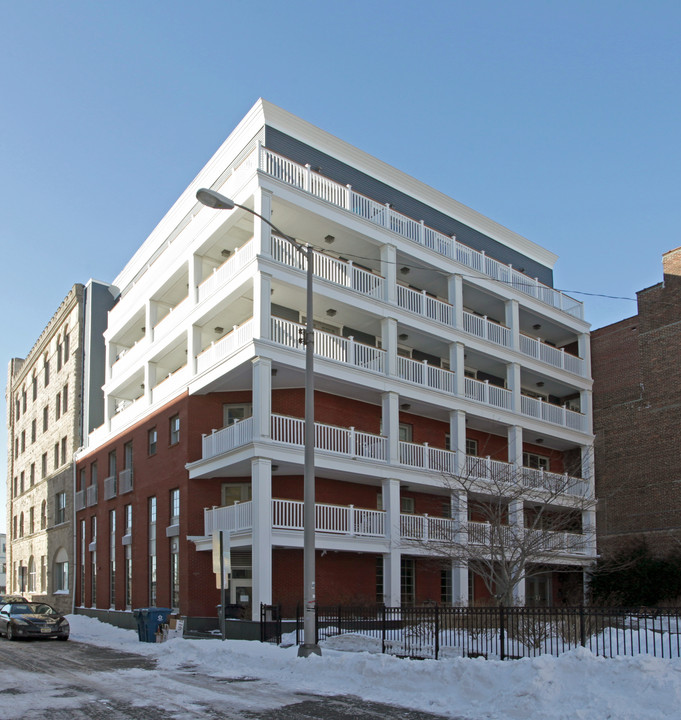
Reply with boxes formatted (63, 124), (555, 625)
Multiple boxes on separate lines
(1, 1), (679, 532)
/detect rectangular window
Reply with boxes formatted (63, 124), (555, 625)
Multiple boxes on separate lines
(108, 451), (117, 478)
(20, 471), (24, 494)
(401, 557), (415, 606)
(55, 392), (61, 420)
(44, 358), (50, 387)
(170, 489), (180, 524)
(523, 452), (550, 470)
(110, 509), (116, 609)
(125, 504), (132, 533)
(441, 568), (452, 605)
(22, 389), (27, 413)
(148, 427), (157, 456)
(376, 556), (384, 604)
(401, 496), (415, 514)
(29, 507), (35, 535)
(56, 560), (69, 592)
(15, 398), (20, 420)
(31, 419), (36, 443)
(43, 405), (49, 432)
(55, 492), (67, 525)
(41, 453), (47, 478)
(399, 423), (413, 442)
(222, 403), (253, 426)
(61, 436), (67, 465)
(91, 460), (98, 486)
(149, 497), (157, 606)
(57, 340), (63, 371)
(80, 521), (85, 605)
(32, 374), (37, 401)
(13, 477), (18, 498)
(124, 441), (133, 469)
(169, 415), (180, 445)
(466, 438), (478, 456)
(54, 442), (60, 470)
(170, 539), (179, 610)
(30, 463), (35, 486)
(62, 384), (68, 413)
(21, 430), (25, 453)
(41, 556), (46, 593)
(79, 468), (87, 492)
(63, 331), (70, 362)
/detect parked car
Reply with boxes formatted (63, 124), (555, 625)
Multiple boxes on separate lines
(0, 602), (69, 641)
(0, 595), (27, 604)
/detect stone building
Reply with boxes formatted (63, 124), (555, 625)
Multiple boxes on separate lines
(6, 281), (114, 612)
(592, 246), (681, 557)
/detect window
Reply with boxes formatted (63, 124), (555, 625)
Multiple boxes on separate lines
(41, 500), (47, 530)
(148, 427), (157, 455)
(19, 512), (24, 538)
(54, 442), (59, 470)
(41, 556), (46, 593)
(91, 517), (97, 606)
(170, 538), (179, 609)
(28, 557), (36, 593)
(523, 452), (550, 470)
(13, 477), (18, 497)
(125, 504), (132, 534)
(30, 463), (35, 486)
(466, 438), (478, 456)
(20, 471), (24, 494)
(21, 430), (25, 453)
(399, 423), (413, 442)
(223, 403), (252, 426)
(149, 497), (157, 605)
(91, 460), (98, 486)
(31, 419), (36, 443)
(15, 398), (20, 420)
(169, 415), (180, 445)
(61, 436), (67, 465)
(57, 338), (63, 371)
(41, 453), (47, 478)
(63, 329), (69, 362)
(79, 468), (86, 492)
(108, 450), (117, 478)
(44, 355), (50, 387)
(13, 516), (17, 540)
(170, 489), (180, 524)
(22, 389), (27, 413)
(29, 506), (35, 534)
(32, 373), (37, 401)
(401, 497), (415, 514)
(124, 505), (132, 608)
(14, 436), (18, 458)
(43, 405), (49, 432)
(221, 483), (251, 507)
(109, 510), (116, 608)
(401, 557), (415, 606)
(124, 441), (133, 469)
(441, 568), (453, 605)
(55, 548), (69, 592)
(376, 557), (384, 604)
(55, 492), (67, 525)
(55, 392), (61, 420)
(62, 384), (68, 413)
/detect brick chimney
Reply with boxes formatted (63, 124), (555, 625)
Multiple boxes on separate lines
(662, 246), (681, 278)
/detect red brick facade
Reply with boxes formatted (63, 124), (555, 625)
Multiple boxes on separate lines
(592, 247), (681, 556)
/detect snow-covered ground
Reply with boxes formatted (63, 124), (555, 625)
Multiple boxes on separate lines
(58, 614), (681, 719)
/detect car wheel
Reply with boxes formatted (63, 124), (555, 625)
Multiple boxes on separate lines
(6, 624), (16, 641)
(57, 634), (69, 641)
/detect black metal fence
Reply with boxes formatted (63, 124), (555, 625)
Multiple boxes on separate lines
(283, 604), (681, 660)
(260, 604), (282, 644)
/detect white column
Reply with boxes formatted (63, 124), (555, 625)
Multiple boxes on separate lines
(251, 457), (273, 619)
(145, 300), (157, 343)
(253, 272), (272, 340)
(505, 299), (520, 351)
(580, 389), (593, 434)
(507, 362), (521, 413)
(509, 499), (525, 606)
(382, 391), (400, 464)
(507, 425), (523, 468)
(382, 478), (401, 607)
(380, 244), (397, 305)
(381, 317), (397, 377)
(253, 188), (273, 257)
(451, 489), (468, 605)
(447, 274), (464, 330)
(449, 409), (466, 475)
(578, 332), (591, 378)
(188, 254), (202, 304)
(189, 325), (202, 376)
(450, 342), (465, 396)
(252, 357), (272, 440)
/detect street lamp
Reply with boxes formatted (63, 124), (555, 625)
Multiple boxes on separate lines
(196, 188), (321, 657)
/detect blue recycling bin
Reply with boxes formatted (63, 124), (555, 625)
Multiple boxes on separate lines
(133, 607), (172, 642)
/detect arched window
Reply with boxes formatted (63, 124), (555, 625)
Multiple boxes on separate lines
(41, 500), (47, 530)
(54, 548), (69, 592)
(28, 556), (36, 593)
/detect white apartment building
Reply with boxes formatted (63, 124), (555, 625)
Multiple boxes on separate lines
(74, 100), (595, 627)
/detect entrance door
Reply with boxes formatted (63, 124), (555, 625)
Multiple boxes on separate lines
(232, 584), (252, 617)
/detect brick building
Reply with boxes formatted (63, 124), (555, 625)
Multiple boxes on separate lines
(6, 282), (114, 612)
(592, 247), (681, 556)
(74, 100), (595, 628)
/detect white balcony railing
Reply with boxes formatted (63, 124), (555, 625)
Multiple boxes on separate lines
(464, 377), (513, 411)
(103, 475), (116, 500)
(119, 468), (133, 495)
(520, 395), (586, 432)
(203, 501), (589, 556)
(462, 311), (512, 348)
(196, 318), (255, 374)
(519, 334), (584, 376)
(396, 356), (456, 394)
(396, 285), (454, 325)
(75, 490), (85, 512)
(399, 442), (456, 473)
(259, 146), (584, 320)
(86, 484), (98, 507)
(197, 239), (257, 303)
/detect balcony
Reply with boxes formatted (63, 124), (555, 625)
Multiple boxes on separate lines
(103, 475), (116, 500)
(197, 239), (257, 303)
(86, 484), (98, 507)
(75, 490), (85, 512)
(202, 500), (589, 556)
(200, 414), (589, 499)
(119, 468), (133, 495)
(257, 145), (584, 320)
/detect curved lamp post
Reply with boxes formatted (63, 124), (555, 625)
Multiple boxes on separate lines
(196, 188), (320, 657)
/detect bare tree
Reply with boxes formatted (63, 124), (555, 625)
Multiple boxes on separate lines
(405, 450), (597, 606)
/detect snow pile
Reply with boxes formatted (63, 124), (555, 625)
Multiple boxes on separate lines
(64, 615), (681, 718)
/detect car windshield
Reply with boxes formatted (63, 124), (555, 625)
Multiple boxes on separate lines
(10, 603), (57, 616)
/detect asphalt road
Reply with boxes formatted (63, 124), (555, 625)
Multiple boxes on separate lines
(0, 639), (455, 720)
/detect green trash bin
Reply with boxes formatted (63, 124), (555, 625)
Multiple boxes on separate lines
(133, 607), (173, 642)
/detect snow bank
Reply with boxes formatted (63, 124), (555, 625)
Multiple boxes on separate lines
(68, 614), (681, 719)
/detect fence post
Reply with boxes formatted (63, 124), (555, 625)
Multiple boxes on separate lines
(579, 604), (586, 647)
(499, 604), (506, 661)
(434, 604), (440, 660)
